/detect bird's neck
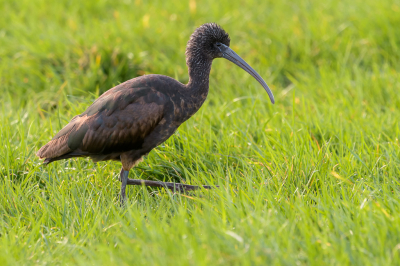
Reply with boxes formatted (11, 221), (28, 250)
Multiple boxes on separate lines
(185, 56), (213, 99)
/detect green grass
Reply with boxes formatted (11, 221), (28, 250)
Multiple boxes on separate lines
(1, 0), (400, 264)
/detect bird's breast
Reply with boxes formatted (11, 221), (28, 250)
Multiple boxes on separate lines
(171, 97), (204, 124)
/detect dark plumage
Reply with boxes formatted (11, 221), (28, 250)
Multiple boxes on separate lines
(37, 23), (275, 203)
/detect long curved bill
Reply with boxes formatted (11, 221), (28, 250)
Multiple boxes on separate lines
(220, 44), (275, 104)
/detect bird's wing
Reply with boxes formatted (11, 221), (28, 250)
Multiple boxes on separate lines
(36, 86), (167, 161)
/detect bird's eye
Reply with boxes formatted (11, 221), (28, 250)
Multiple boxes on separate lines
(216, 43), (221, 47)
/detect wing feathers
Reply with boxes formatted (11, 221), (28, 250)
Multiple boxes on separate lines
(36, 115), (88, 159)
(36, 134), (72, 159)
(37, 86), (167, 163)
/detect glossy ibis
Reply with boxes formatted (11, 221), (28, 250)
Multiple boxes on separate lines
(36, 23), (275, 203)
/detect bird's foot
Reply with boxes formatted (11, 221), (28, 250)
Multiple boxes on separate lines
(126, 178), (218, 193)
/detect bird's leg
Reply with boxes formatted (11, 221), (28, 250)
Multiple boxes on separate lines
(126, 178), (218, 193)
(119, 167), (129, 205)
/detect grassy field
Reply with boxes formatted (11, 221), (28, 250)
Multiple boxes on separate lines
(1, 0), (400, 264)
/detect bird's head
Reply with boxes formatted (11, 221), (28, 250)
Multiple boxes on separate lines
(186, 23), (231, 60)
(186, 23), (274, 104)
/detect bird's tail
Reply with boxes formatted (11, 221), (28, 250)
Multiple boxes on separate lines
(42, 153), (86, 165)
(36, 135), (72, 162)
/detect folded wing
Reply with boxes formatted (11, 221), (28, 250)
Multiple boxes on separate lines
(37, 86), (167, 163)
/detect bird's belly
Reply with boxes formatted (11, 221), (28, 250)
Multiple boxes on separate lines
(90, 152), (122, 162)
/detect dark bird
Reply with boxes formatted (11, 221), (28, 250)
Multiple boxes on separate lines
(36, 23), (275, 203)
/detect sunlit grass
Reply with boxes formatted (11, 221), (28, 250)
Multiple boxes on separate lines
(1, 0), (400, 264)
